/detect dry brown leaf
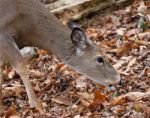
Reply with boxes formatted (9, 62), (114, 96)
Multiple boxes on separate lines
(4, 85), (23, 97)
(127, 57), (137, 68)
(93, 90), (106, 103)
(125, 91), (150, 100)
(138, 31), (150, 39)
(133, 0), (140, 6)
(97, 84), (106, 93)
(5, 106), (19, 118)
(138, 50), (150, 60)
(29, 69), (45, 77)
(125, 29), (139, 37)
(128, 32), (150, 46)
(80, 99), (90, 108)
(76, 77), (87, 89)
(89, 101), (100, 112)
(37, 50), (49, 55)
(101, 39), (116, 47)
(55, 63), (65, 72)
(137, 1), (147, 13)
(89, 90), (106, 112)
(51, 97), (72, 106)
(8, 70), (15, 79)
(114, 60), (125, 70)
(73, 115), (82, 118)
(111, 97), (125, 106)
(77, 92), (90, 100)
(116, 28), (126, 36)
(41, 78), (53, 91)
(86, 28), (97, 34)
(112, 91), (150, 107)
(116, 107), (125, 115)
(34, 83), (41, 92)
(145, 68), (150, 76)
(117, 42), (134, 57)
(133, 102), (150, 115)
(145, 1), (150, 7)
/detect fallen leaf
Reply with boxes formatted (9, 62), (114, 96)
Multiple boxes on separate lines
(77, 92), (90, 100)
(138, 50), (150, 60)
(116, 28), (126, 36)
(101, 39), (116, 47)
(125, 91), (150, 100)
(145, 1), (150, 8)
(89, 101), (100, 112)
(5, 106), (19, 118)
(55, 63), (65, 72)
(73, 115), (81, 118)
(114, 60), (125, 70)
(93, 90), (106, 103)
(133, 102), (150, 115)
(117, 42), (134, 57)
(110, 15), (121, 26)
(37, 50), (49, 55)
(51, 97), (72, 106)
(126, 57), (137, 69)
(133, 103), (142, 112)
(75, 77), (87, 89)
(80, 99), (90, 108)
(137, 1), (147, 13)
(112, 91), (150, 107)
(34, 83), (41, 92)
(89, 90), (106, 112)
(145, 68), (150, 76)
(125, 29), (139, 37)
(8, 70), (15, 79)
(111, 97), (125, 106)
(4, 85), (24, 97)
(139, 31), (150, 39)
(116, 107), (125, 115)
(29, 69), (45, 77)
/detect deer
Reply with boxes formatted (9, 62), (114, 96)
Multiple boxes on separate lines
(0, 0), (120, 113)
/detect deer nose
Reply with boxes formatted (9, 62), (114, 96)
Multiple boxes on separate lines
(109, 74), (121, 86)
(106, 75), (121, 91)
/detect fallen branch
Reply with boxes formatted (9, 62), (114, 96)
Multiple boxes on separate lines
(46, 0), (91, 12)
(47, 0), (134, 21)
(71, 0), (134, 21)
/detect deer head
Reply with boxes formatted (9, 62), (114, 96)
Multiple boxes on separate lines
(66, 22), (120, 85)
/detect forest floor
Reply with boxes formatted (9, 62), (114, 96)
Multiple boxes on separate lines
(1, 0), (150, 118)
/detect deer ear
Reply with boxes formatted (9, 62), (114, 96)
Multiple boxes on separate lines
(71, 28), (87, 50)
(68, 22), (87, 51)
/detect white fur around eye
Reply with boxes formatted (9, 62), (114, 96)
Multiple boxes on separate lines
(96, 61), (104, 66)
(95, 56), (104, 66)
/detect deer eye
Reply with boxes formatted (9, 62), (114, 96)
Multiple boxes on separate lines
(96, 56), (104, 64)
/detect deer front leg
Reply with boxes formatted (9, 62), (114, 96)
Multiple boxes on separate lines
(13, 62), (42, 110)
(9, 49), (42, 110)
(9, 48), (44, 113)
(0, 35), (42, 112)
